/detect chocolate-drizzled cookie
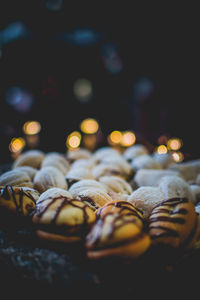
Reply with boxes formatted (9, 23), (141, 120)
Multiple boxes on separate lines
(0, 185), (39, 222)
(85, 200), (151, 259)
(32, 189), (96, 243)
(148, 197), (200, 249)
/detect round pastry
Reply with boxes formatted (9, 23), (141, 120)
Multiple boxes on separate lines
(190, 184), (200, 205)
(148, 197), (200, 249)
(123, 144), (149, 162)
(92, 163), (126, 180)
(128, 186), (165, 219)
(68, 179), (108, 194)
(98, 175), (133, 195)
(131, 154), (162, 171)
(0, 185), (38, 223)
(41, 152), (70, 175)
(99, 155), (133, 178)
(69, 180), (112, 210)
(134, 169), (182, 187)
(168, 159), (200, 182)
(32, 188), (96, 243)
(152, 152), (174, 168)
(33, 166), (68, 193)
(0, 169), (33, 188)
(158, 175), (193, 202)
(86, 200), (151, 259)
(66, 148), (92, 163)
(13, 166), (38, 181)
(65, 167), (94, 188)
(13, 150), (45, 169)
(93, 147), (121, 161)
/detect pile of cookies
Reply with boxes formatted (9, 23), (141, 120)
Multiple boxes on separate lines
(1, 145), (200, 260)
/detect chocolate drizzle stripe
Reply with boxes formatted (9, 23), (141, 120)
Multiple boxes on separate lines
(149, 216), (186, 224)
(149, 225), (179, 237)
(153, 197), (188, 209)
(151, 208), (188, 216)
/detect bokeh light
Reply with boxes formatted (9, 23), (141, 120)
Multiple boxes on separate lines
(167, 138), (182, 151)
(121, 131), (136, 147)
(23, 121), (41, 135)
(73, 78), (93, 102)
(9, 137), (26, 153)
(171, 151), (184, 162)
(108, 130), (122, 145)
(156, 144), (168, 154)
(80, 118), (99, 134)
(66, 131), (81, 149)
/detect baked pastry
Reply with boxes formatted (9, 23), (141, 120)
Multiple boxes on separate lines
(134, 169), (182, 187)
(152, 152), (174, 168)
(0, 169), (33, 188)
(85, 200), (151, 259)
(0, 185), (39, 217)
(93, 147), (121, 162)
(33, 166), (68, 193)
(98, 175), (133, 195)
(158, 175), (193, 202)
(66, 148), (92, 163)
(148, 197), (200, 249)
(123, 144), (149, 162)
(168, 159), (200, 182)
(13, 166), (37, 180)
(65, 167), (94, 188)
(92, 163), (126, 180)
(41, 152), (70, 175)
(32, 188), (96, 243)
(13, 150), (45, 169)
(131, 154), (162, 170)
(69, 180), (112, 210)
(68, 179), (108, 194)
(190, 184), (200, 204)
(128, 187), (165, 219)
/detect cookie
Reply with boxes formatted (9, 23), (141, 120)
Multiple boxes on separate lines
(33, 166), (67, 193)
(0, 185), (38, 217)
(66, 148), (92, 163)
(123, 144), (149, 162)
(41, 152), (70, 175)
(131, 154), (162, 170)
(98, 175), (133, 195)
(13, 166), (38, 180)
(13, 150), (45, 169)
(86, 200), (151, 259)
(32, 188), (96, 243)
(168, 159), (200, 182)
(92, 163), (126, 180)
(69, 180), (112, 210)
(65, 167), (94, 188)
(148, 197), (200, 249)
(128, 186), (165, 219)
(0, 169), (33, 188)
(134, 169), (181, 187)
(158, 175), (193, 202)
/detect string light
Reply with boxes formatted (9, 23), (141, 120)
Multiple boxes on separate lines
(156, 145), (168, 154)
(167, 138), (182, 151)
(9, 137), (25, 153)
(66, 131), (81, 149)
(171, 151), (184, 162)
(23, 121), (41, 135)
(80, 118), (99, 134)
(120, 131), (136, 147)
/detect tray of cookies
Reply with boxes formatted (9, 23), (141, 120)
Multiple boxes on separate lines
(1, 145), (200, 297)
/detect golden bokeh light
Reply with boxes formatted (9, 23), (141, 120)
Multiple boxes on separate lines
(156, 144), (168, 154)
(66, 131), (81, 149)
(23, 121), (41, 135)
(109, 131), (122, 144)
(9, 137), (26, 153)
(171, 151), (184, 162)
(80, 118), (99, 134)
(121, 131), (136, 147)
(167, 138), (182, 151)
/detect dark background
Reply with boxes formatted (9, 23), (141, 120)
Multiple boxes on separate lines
(0, 1), (198, 164)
